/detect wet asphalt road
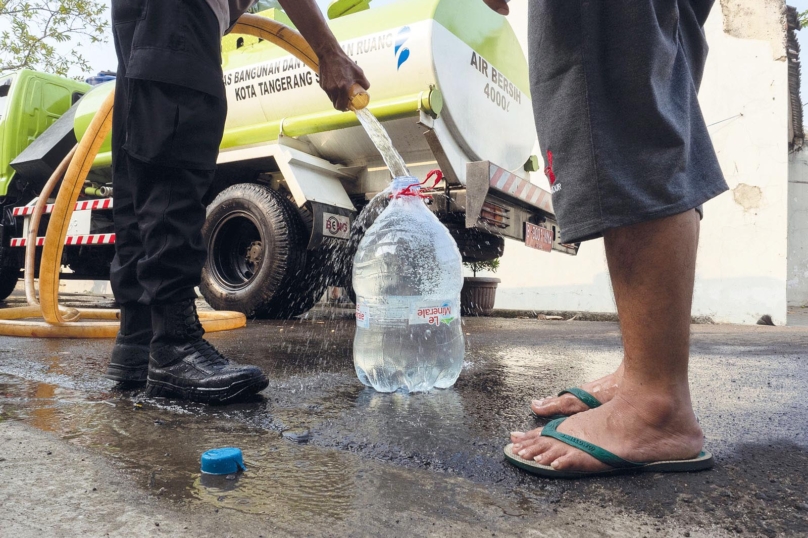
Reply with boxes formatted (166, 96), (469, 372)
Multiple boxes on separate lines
(1, 296), (807, 537)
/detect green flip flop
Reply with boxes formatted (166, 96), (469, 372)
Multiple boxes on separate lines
(504, 418), (714, 478)
(531, 387), (602, 419)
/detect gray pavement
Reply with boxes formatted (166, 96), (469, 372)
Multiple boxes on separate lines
(1, 296), (807, 537)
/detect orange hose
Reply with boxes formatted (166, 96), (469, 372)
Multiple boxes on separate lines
(25, 145), (77, 306)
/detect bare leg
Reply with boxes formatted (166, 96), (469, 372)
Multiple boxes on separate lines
(511, 211), (704, 471)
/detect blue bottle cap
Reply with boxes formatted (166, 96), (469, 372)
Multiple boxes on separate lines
(200, 447), (246, 475)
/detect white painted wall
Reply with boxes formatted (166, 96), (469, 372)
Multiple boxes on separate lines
(491, 0), (790, 325)
(788, 149), (808, 306)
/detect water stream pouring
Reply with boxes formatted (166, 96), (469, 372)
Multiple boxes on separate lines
(354, 108), (410, 178)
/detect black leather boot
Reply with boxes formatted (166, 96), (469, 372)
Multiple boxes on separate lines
(105, 303), (151, 383)
(145, 299), (268, 404)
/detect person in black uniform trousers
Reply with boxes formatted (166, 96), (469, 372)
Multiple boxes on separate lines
(104, 0), (369, 403)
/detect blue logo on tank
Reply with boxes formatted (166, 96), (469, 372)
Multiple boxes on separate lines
(395, 27), (411, 70)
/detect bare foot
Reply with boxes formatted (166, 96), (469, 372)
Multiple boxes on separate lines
(512, 386), (704, 472)
(531, 363), (624, 418)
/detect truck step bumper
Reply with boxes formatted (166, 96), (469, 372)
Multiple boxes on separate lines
(464, 161), (578, 256)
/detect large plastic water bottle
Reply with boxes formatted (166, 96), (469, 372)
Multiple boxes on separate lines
(352, 176), (465, 392)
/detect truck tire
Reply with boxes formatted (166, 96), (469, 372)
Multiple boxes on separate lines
(269, 191), (332, 317)
(200, 183), (307, 318)
(0, 266), (19, 302)
(277, 244), (332, 316)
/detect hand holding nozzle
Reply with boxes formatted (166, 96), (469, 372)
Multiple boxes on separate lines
(318, 49), (371, 111)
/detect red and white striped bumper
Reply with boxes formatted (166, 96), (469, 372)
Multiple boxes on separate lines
(10, 233), (116, 248)
(488, 166), (554, 215)
(10, 199), (115, 248)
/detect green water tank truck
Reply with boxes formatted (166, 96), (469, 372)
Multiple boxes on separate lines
(0, 0), (576, 318)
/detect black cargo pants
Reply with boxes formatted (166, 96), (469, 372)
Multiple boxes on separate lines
(109, 0), (227, 306)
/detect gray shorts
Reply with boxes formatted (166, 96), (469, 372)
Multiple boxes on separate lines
(528, 0), (728, 243)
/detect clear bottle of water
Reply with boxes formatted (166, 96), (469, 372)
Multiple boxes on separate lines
(352, 176), (465, 392)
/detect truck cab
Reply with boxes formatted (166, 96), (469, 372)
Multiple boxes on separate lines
(0, 71), (89, 200)
(0, 71), (90, 299)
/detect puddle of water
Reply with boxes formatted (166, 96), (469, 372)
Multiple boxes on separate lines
(4, 319), (808, 535)
(0, 372), (518, 527)
(0, 374), (364, 520)
(0, 320), (626, 509)
(353, 388), (467, 443)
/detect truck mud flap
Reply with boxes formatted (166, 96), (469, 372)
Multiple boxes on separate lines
(307, 201), (354, 250)
(465, 161), (579, 256)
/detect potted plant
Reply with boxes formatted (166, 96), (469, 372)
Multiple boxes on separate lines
(461, 259), (501, 316)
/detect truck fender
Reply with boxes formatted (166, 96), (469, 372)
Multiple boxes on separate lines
(217, 143), (357, 249)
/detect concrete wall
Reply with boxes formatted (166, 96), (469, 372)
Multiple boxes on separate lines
(788, 149), (808, 306)
(491, 0), (790, 325)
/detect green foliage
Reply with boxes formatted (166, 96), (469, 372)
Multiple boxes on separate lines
(800, 9), (808, 30)
(0, 0), (109, 78)
(463, 258), (500, 277)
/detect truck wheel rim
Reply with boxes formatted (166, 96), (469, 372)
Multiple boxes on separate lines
(209, 211), (263, 291)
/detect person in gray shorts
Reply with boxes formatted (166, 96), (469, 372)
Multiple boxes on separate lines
(484, 0), (728, 477)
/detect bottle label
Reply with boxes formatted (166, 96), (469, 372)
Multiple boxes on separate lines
(355, 297), (458, 327)
(409, 300), (457, 327)
(355, 300), (370, 329)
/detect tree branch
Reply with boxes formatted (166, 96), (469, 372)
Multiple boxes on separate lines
(0, 0), (109, 77)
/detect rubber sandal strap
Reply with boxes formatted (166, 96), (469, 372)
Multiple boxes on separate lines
(540, 418), (643, 469)
(557, 388), (602, 410)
